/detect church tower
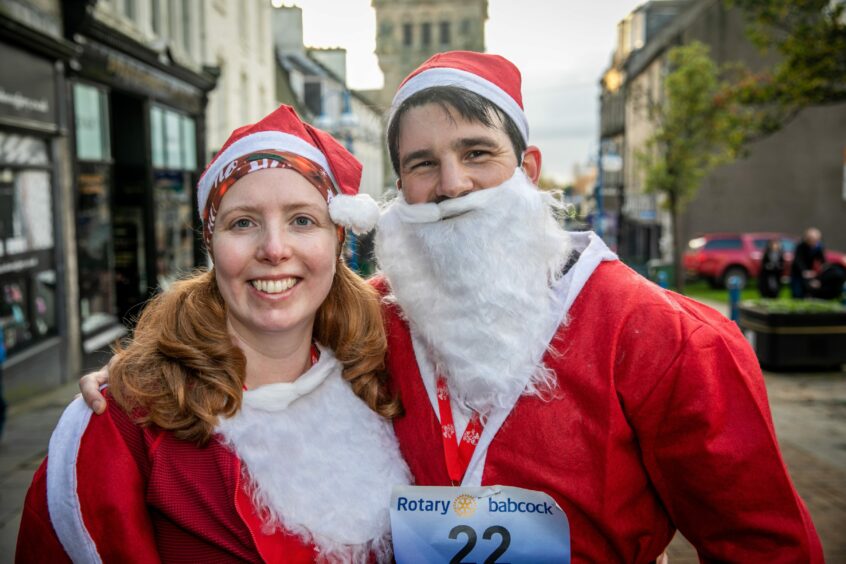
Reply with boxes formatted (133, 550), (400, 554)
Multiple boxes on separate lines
(372, 0), (488, 108)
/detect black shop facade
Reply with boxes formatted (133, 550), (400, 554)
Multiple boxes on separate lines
(65, 15), (216, 368)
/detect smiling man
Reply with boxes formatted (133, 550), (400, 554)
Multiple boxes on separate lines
(372, 51), (823, 562)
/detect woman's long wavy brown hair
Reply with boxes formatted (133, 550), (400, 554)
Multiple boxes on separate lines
(109, 263), (401, 445)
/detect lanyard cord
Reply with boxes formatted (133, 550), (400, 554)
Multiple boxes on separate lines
(436, 376), (484, 485)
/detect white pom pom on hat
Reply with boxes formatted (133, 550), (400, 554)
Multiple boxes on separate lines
(328, 193), (380, 235)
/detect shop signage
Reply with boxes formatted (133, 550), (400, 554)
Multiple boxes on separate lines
(0, 41), (57, 130)
(84, 41), (203, 113)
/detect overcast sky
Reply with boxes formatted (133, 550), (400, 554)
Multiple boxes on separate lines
(286, 0), (643, 183)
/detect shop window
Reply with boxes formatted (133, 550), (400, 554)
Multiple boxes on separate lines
(150, 104), (197, 171)
(0, 168), (53, 257)
(73, 83), (111, 162)
(76, 163), (118, 335)
(148, 105), (198, 290)
(0, 134), (58, 355)
(153, 171), (194, 290)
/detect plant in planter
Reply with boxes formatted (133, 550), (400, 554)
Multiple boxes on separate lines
(738, 299), (846, 371)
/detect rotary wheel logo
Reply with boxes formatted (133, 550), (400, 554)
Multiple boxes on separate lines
(453, 494), (477, 517)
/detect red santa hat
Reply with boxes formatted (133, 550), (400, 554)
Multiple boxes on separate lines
(197, 104), (379, 241)
(388, 51), (529, 143)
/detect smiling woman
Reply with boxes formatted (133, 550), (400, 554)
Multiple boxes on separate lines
(17, 105), (410, 563)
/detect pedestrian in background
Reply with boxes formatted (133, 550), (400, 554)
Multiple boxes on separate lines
(791, 227), (825, 298)
(758, 238), (784, 298)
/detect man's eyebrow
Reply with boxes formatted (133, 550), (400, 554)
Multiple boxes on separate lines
(453, 137), (499, 150)
(400, 149), (435, 169)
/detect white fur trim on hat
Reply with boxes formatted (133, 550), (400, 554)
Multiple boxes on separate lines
(328, 193), (380, 235)
(197, 130), (338, 216)
(389, 67), (529, 142)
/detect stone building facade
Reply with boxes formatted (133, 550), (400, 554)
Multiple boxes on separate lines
(371, 0), (488, 109)
(599, 0), (846, 273)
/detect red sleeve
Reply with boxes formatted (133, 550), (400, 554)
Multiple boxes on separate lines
(16, 459), (72, 563)
(16, 398), (162, 563)
(76, 399), (162, 562)
(626, 320), (823, 562)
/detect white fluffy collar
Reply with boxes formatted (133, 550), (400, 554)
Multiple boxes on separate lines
(240, 346), (335, 412)
(216, 344), (411, 563)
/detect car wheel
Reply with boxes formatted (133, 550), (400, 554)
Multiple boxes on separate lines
(722, 266), (748, 289)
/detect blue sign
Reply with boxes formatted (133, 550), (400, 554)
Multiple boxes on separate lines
(391, 485), (570, 563)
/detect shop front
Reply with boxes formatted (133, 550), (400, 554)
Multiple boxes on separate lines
(0, 22), (78, 400)
(65, 15), (215, 368)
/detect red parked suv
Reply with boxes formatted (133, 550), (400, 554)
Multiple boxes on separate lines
(683, 232), (846, 289)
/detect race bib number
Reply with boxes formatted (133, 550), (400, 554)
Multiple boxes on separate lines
(390, 485), (570, 563)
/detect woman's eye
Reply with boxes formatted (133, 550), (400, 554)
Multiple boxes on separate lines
(293, 216), (314, 227)
(233, 218), (253, 229)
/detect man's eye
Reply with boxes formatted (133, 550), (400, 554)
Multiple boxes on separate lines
(467, 150), (488, 159)
(412, 160), (434, 170)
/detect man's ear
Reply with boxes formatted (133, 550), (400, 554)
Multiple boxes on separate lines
(395, 177), (403, 191)
(521, 145), (542, 184)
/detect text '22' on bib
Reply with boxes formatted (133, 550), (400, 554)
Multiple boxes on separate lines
(391, 485), (570, 563)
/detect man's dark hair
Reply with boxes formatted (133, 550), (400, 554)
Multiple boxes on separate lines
(387, 86), (527, 176)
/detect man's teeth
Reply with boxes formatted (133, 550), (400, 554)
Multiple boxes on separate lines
(251, 278), (297, 294)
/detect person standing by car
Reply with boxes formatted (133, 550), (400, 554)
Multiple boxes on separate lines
(758, 238), (785, 298)
(791, 227), (825, 298)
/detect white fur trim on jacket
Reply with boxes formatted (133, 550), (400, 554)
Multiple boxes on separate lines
(389, 67), (529, 143)
(328, 193), (380, 235)
(197, 130), (338, 216)
(46, 397), (102, 563)
(215, 344), (411, 563)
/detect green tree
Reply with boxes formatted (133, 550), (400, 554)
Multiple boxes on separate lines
(729, 0), (846, 135)
(638, 41), (750, 291)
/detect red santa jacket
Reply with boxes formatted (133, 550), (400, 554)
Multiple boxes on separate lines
(15, 394), (316, 563)
(374, 239), (822, 563)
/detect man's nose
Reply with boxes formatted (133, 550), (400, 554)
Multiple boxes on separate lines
(436, 160), (474, 200)
(256, 226), (293, 263)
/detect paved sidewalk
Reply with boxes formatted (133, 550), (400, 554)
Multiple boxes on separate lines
(0, 297), (843, 561)
(0, 380), (79, 562)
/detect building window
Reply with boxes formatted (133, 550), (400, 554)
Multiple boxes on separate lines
(380, 21), (393, 40)
(150, 105), (196, 172)
(440, 21), (451, 45)
(304, 79), (322, 117)
(181, 0), (191, 53)
(461, 19), (472, 35)
(421, 22), (432, 47)
(73, 83), (110, 162)
(0, 134), (57, 355)
(76, 163), (118, 336)
(403, 23), (413, 46)
(122, 0), (136, 20)
(148, 104), (197, 290)
(151, 0), (161, 34)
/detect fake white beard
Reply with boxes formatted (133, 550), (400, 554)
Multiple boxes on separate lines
(375, 169), (573, 414)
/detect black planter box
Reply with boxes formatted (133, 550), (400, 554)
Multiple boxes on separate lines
(738, 306), (846, 371)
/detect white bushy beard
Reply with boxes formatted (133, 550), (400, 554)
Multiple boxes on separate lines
(375, 169), (572, 415)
